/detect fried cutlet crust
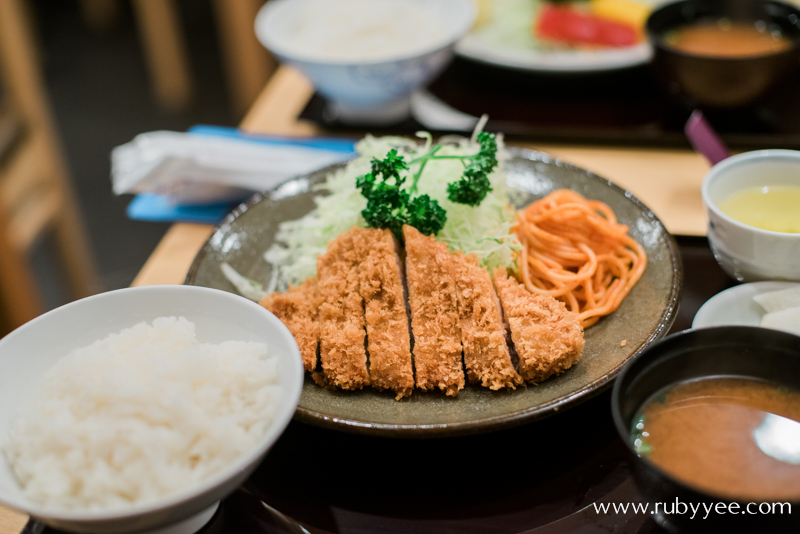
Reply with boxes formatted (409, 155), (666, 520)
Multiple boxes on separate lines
(260, 277), (319, 372)
(316, 228), (370, 390)
(403, 225), (464, 396)
(453, 253), (523, 390)
(356, 229), (415, 400)
(493, 267), (584, 383)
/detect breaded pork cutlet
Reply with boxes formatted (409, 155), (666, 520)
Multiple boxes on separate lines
(315, 228), (370, 390)
(493, 267), (584, 383)
(452, 253), (523, 390)
(260, 277), (319, 372)
(403, 225), (464, 396)
(356, 228), (415, 399)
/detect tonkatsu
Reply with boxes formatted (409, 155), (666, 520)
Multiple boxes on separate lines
(452, 252), (523, 390)
(493, 267), (584, 383)
(356, 228), (414, 399)
(261, 229), (586, 398)
(403, 225), (465, 396)
(259, 276), (319, 372)
(315, 228), (371, 390)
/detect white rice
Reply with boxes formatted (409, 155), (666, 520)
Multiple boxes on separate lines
(279, 0), (445, 62)
(3, 317), (280, 511)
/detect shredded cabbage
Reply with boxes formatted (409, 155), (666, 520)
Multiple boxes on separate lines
(221, 262), (268, 302)
(265, 132), (521, 288)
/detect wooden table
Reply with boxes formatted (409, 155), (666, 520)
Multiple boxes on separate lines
(126, 65), (713, 290)
(136, 66), (712, 287)
(0, 65), (716, 533)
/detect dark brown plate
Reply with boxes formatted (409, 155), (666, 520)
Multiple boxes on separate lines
(185, 148), (682, 437)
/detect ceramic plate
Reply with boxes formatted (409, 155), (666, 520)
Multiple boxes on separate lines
(693, 282), (800, 329)
(454, 0), (672, 73)
(456, 36), (652, 73)
(186, 148), (682, 437)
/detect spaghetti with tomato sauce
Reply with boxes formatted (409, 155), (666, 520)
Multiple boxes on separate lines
(514, 189), (646, 328)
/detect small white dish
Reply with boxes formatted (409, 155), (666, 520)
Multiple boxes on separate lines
(701, 149), (800, 282)
(0, 286), (304, 534)
(693, 281), (800, 329)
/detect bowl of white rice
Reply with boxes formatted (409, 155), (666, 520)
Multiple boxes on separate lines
(255, 0), (475, 125)
(0, 285), (303, 534)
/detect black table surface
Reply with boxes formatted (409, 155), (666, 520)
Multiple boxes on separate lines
(300, 57), (800, 150)
(31, 237), (739, 534)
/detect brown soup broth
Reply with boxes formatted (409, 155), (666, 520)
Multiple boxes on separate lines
(632, 377), (800, 502)
(665, 20), (792, 57)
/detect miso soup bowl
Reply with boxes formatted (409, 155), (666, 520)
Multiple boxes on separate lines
(611, 326), (800, 533)
(701, 149), (800, 282)
(646, 0), (800, 109)
(0, 286), (304, 534)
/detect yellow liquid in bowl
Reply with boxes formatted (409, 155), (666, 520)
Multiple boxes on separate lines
(718, 186), (800, 233)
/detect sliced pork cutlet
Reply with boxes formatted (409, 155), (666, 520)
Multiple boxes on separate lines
(452, 253), (523, 390)
(260, 276), (319, 372)
(356, 228), (414, 400)
(403, 225), (464, 396)
(493, 267), (584, 384)
(316, 228), (370, 390)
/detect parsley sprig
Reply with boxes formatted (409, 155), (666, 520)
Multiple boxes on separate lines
(445, 132), (497, 206)
(356, 133), (499, 238)
(408, 132), (498, 206)
(356, 149), (446, 239)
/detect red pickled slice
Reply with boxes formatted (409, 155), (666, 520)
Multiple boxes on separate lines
(535, 4), (639, 48)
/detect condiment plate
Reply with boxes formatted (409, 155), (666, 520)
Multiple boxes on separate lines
(693, 281), (800, 329)
(186, 148), (682, 437)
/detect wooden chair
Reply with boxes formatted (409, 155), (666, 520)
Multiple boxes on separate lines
(0, 0), (100, 335)
(80, 0), (276, 115)
(211, 0), (277, 116)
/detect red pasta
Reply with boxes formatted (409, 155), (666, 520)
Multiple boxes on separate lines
(514, 189), (647, 328)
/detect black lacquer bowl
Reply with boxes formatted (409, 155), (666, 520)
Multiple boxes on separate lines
(612, 326), (800, 532)
(647, 0), (800, 109)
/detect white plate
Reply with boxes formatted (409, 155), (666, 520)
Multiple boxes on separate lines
(692, 281), (800, 329)
(456, 35), (652, 73)
(455, 0), (673, 73)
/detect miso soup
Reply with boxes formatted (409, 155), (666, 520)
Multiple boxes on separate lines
(666, 20), (792, 58)
(632, 377), (800, 502)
